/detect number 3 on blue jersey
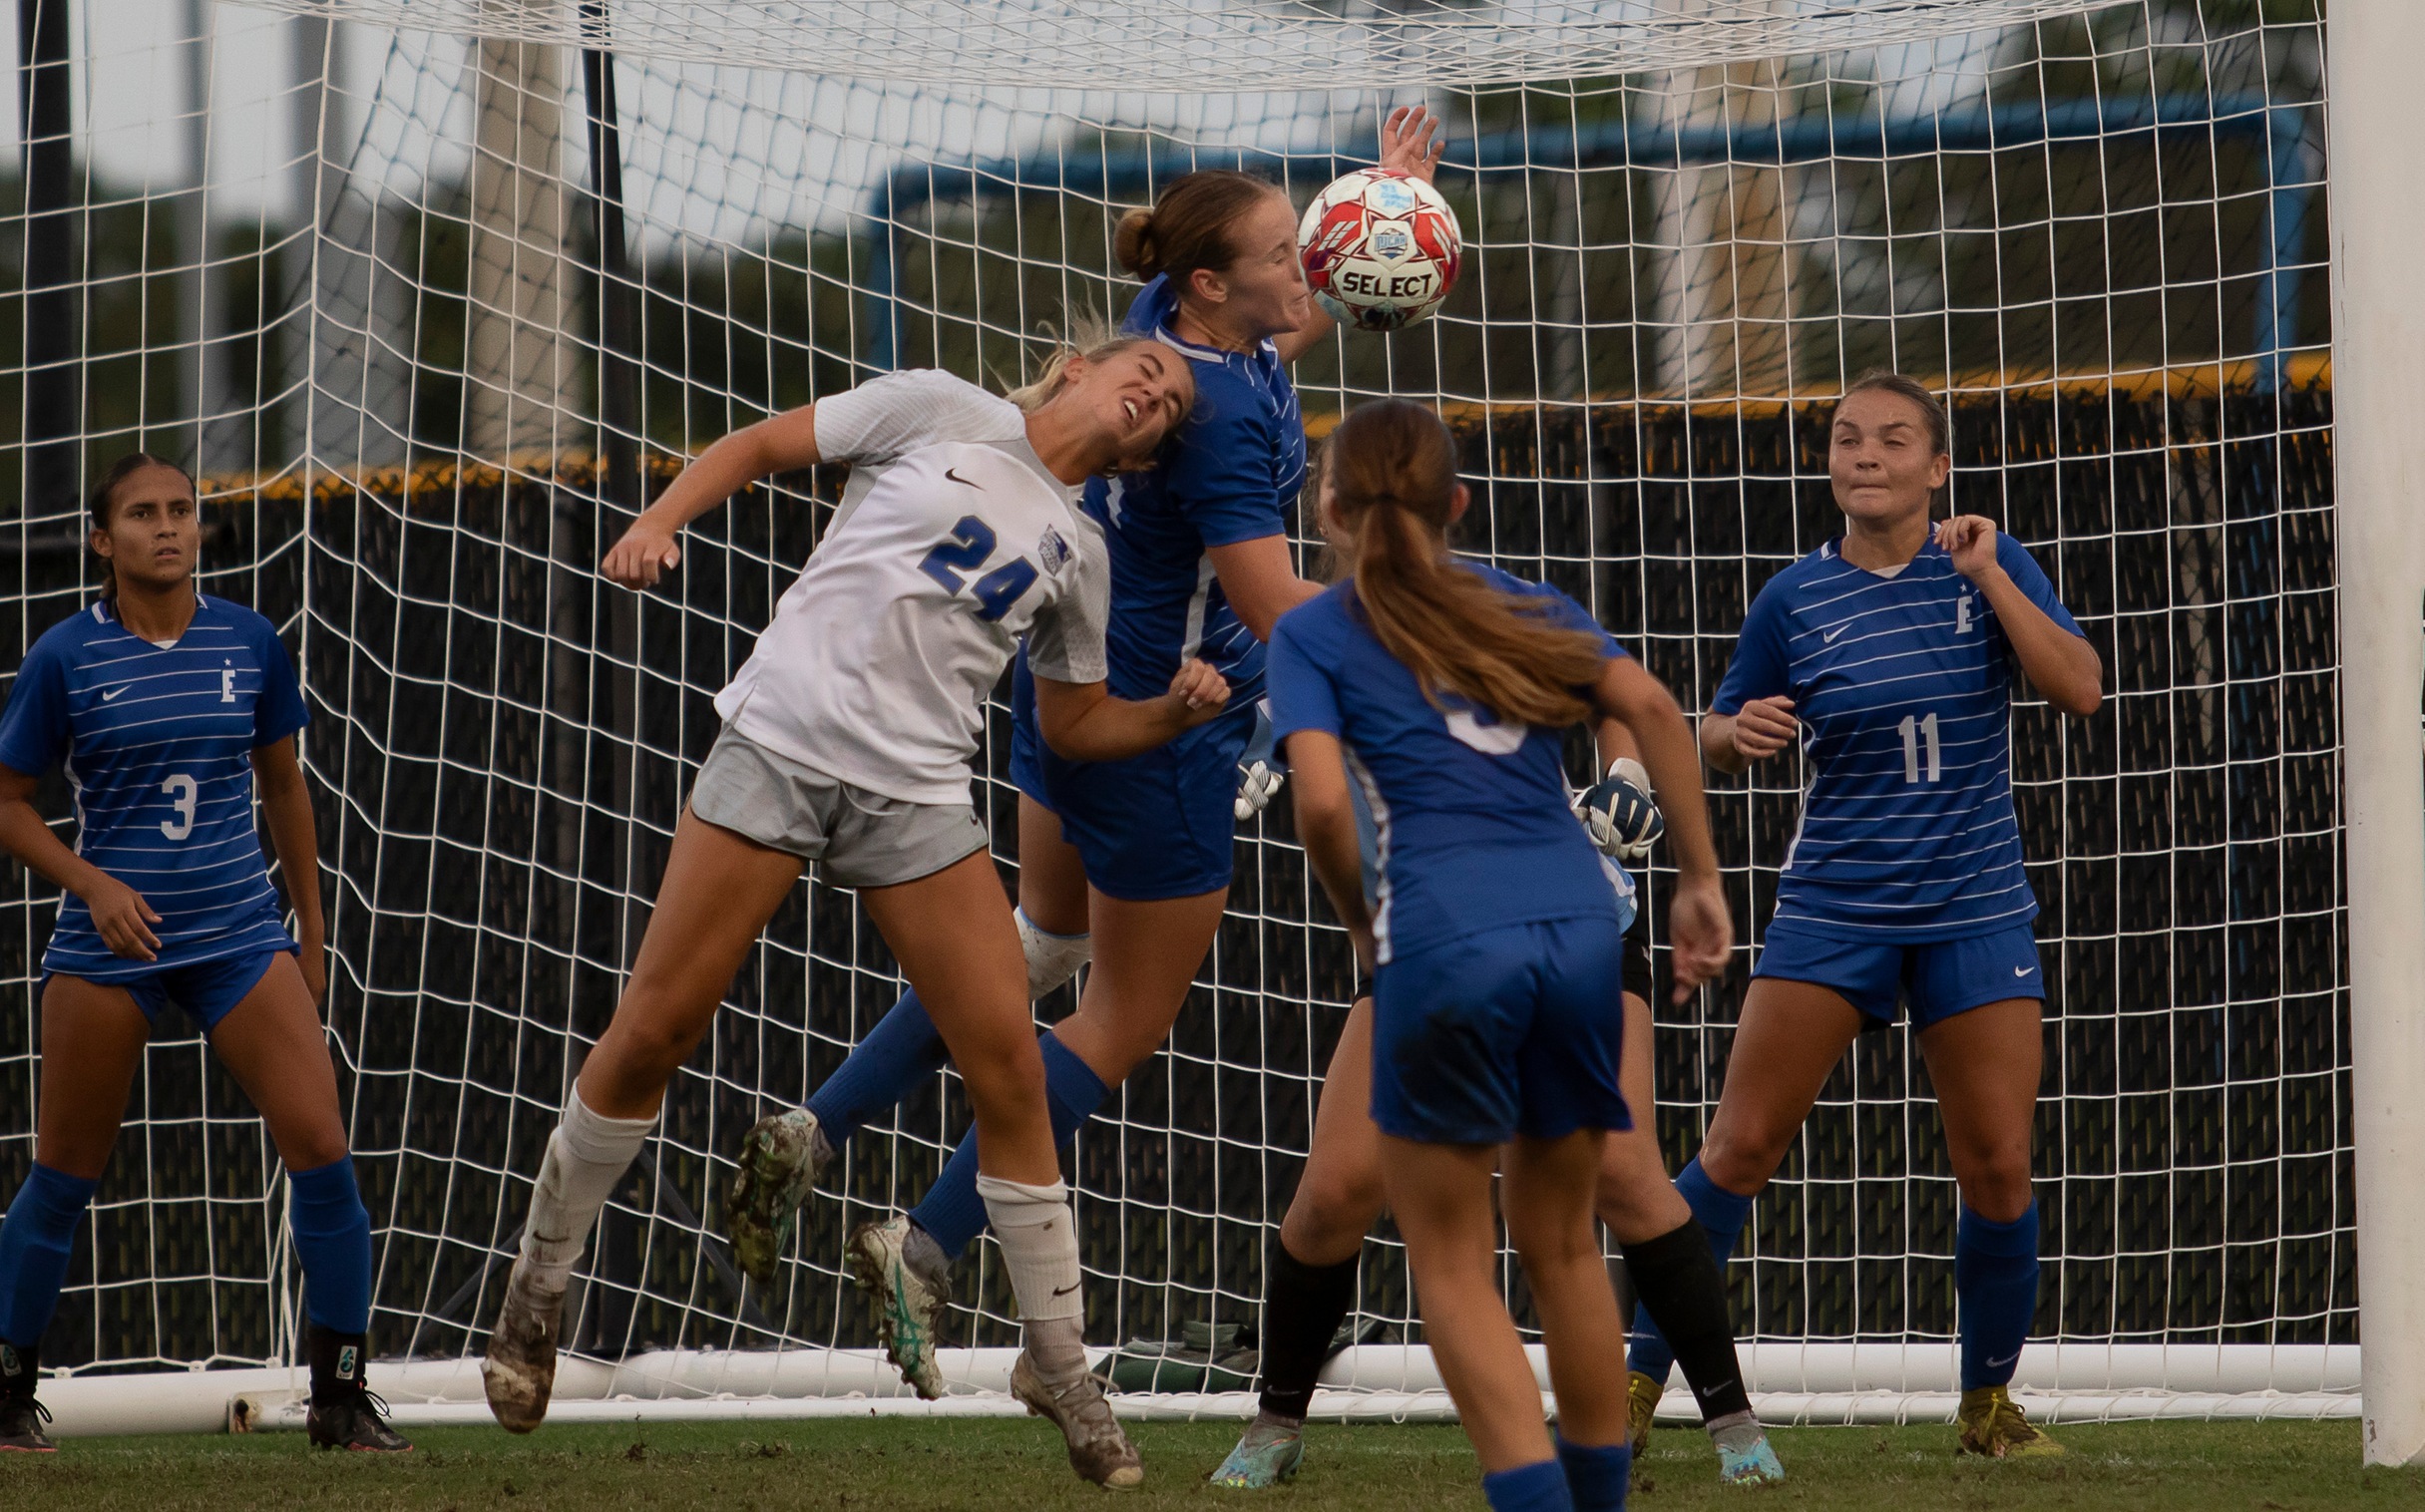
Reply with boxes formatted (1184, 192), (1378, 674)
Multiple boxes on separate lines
(919, 514), (1040, 623)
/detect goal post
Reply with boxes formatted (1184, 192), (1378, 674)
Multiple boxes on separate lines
(2325, 0), (2425, 1470)
(0, 0), (2376, 1434)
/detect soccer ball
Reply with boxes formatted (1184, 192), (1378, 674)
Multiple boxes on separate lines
(1298, 168), (1462, 332)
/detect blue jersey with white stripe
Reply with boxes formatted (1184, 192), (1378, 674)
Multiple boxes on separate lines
(1713, 534), (2083, 943)
(1077, 275), (1305, 704)
(1268, 567), (1628, 964)
(0, 596), (309, 979)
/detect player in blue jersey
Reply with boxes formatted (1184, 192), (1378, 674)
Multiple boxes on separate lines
(1624, 372), (2103, 1460)
(1266, 399), (1734, 1512)
(1211, 439), (1782, 1493)
(0, 455), (404, 1453)
(722, 110), (1453, 1397)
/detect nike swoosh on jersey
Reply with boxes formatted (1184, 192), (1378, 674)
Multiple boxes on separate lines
(945, 466), (982, 489)
(1822, 624), (1848, 642)
(100, 686), (130, 701)
(2014, 965), (2036, 976)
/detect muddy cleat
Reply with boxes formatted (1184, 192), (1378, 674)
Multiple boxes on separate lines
(1956, 1385), (2064, 1459)
(724, 1108), (831, 1290)
(1712, 1420), (1785, 1485)
(847, 1215), (953, 1400)
(0, 1394), (53, 1453)
(482, 1256), (567, 1433)
(307, 1387), (412, 1452)
(1626, 1369), (1662, 1456)
(1011, 1350), (1143, 1489)
(1209, 1416), (1305, 1489)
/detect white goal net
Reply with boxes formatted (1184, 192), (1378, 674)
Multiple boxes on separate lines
(0, 0), (2349, 1428)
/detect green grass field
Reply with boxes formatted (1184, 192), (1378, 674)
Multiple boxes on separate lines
(4, 1416), (2419, 1511)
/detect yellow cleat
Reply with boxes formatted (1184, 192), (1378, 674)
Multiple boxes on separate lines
(1956, 1385), (2065, 1459)
(1626, 1370), (1663, 1459)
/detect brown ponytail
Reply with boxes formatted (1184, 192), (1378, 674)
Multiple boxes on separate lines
(1113, 170), (1284, 286)
(1333, 401), (1609, 729)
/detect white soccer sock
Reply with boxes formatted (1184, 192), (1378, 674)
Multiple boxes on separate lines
(520, 1089), (657, 1285)
(978, 1174), (1088, 1382)
(1015, 908), (1091, 1000)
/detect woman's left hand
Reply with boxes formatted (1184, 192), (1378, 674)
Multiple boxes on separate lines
(1936, 515), (2003, 582)
(1381, 106), (1446, 184)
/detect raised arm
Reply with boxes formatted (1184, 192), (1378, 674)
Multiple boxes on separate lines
(601, 405), (823, 588)
(0, 764), (160, 961)
(1281, 728), (1374, 971)
(251, 736), (327, 1004)
(1594, 657), (1734, 1000)
(1938, 517), (2104, 718)
(1032, 659), (1234, 764)
(1274, 108), (1446, 366)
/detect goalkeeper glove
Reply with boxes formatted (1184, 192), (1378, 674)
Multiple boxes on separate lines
(1576, 756), (1664, 863)
(1235, 701), (1288, 821)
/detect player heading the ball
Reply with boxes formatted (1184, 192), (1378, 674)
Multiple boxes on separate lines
(480, 332), (1216, 1489)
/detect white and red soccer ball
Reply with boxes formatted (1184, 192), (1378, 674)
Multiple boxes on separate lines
(1298, 168), (1463, 332)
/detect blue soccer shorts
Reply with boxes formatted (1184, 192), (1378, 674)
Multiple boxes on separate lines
(1751, 919), (2045, 1029)
(1370, 913), (1632, 1146)
(1009, 652), (1257, 903)
(55, 947), (290, 1033)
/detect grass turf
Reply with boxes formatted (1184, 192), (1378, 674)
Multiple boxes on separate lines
(3, 1415), (2419, 1510)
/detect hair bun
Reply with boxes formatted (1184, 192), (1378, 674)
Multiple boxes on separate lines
(1112, 206), (1160, 279)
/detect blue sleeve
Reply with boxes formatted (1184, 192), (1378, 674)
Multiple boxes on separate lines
(1993, 533), (2085, 639)
(252, 620), (310, 747)
(1712, 574), (1794, 716)
(1166, 384), (1288, 550)
(0, 637), (71, 778)
(1265, 609), (1343, 742)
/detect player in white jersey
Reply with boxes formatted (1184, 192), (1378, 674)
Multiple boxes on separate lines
(480, 334), (1214, 1488)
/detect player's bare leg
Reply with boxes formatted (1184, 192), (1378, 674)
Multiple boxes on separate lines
(1921, 998), (2061, 1459)
(859, 851), (1140, 1488)
(484, 807), (803, 1433)
(0, 979), (148, 1452)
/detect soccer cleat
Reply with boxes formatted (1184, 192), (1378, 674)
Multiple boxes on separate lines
(724, 1107), (831, 1289)
(481, 1255), (567, 1433)
(1010, 1350), (1144, 1489)
(1956, 1385), (2064, 1459)
(1626, 1370), (1662, 1455)
(847, 1215), (953, 1400)
(307, 1387), (412, 1452)
(0, 1393), (54, 1453)
(1713, 1422), (1786, 1485)
(1209, 1417), (1305, 1489)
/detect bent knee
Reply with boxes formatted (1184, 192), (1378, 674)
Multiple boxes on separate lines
(1284, 1173), (1386, 1262)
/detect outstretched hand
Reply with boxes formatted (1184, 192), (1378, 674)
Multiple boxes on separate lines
(603, 518), (682, 588)
(1380, 106), (1446, 184)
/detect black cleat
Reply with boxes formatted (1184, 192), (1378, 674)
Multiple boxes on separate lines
(306, 1387), (411, 1452)
(0, 1392), (53, 1453)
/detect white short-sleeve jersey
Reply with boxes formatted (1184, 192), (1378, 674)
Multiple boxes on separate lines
(712, 370), (1110, 806)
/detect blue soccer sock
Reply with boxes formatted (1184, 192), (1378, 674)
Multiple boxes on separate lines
(909, 1033), (1109, 1260)
(0, 1164), (97, 1348)
(805, 988), (952, 1149)
(1482, 1457), (1574, 1512)
(288, 1156), (373, 1334)
(1627, 1158), (1754, 1385)
(1556, 1436), (1632, 1512)
(1956, 1200), (2040, 1391)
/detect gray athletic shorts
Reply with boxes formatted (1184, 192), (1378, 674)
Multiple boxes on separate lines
(688, 726), (989, 889)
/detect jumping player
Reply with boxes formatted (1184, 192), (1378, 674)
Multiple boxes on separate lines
(721, 111), (1450, 1397)
(1210, 442), (1782, 1491)
(479, 336), (1215, 1488)
(1266, 398), (1734, 1512)
(0, 455), (404, 1453)
(1625, 371), (2101, 1459)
